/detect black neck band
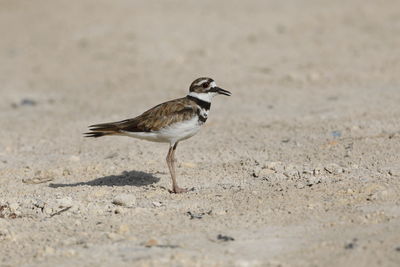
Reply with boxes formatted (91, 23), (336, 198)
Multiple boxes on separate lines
(187, 95), (211, 110)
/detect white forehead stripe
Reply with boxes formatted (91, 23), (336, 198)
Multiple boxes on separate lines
(210, 81), (217, 88)
(194, 79), (213, 87)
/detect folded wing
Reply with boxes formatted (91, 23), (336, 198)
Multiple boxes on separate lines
(84, 97), (196, 138)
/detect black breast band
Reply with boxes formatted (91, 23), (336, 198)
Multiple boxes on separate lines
(187, 95), (211, 110)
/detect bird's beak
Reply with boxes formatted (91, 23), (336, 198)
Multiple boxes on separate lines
(214, 87), (232, 96)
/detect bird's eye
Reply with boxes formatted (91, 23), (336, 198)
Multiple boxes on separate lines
(202, 82), (209, 88)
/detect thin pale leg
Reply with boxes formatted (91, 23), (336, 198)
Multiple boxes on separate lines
(166, 142), (187, 193)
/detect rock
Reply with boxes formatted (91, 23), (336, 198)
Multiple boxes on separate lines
(44, 207), (53, 215)
(313, 166), (324, 176)
(344, 238), (358, 250)
(252, 165), (262, 177)
(263, 161), (284, 173)
(33, 199), (46, 209)
(307, 176), (321, 186)
(56, 197), (73, 208)
(324, 163), (345, 175)
(152, 201), (163, 207)
(302, 167), (313, 175)
(117, 224), (130, 234)
(217, 234), (235, 242)
(347, 188), (354, 194)
(264, 173), (287, 183)
(20, 98), (37, 106)
(144, 239), (158, 247)
(186, 211), (205, 219)
(114, 207), (124, 214)
(283, 169), (299, 178)
(62, 169), (72, 176)
(22, 170), (54, 184)
(8, 202), (20, 212)
(388, 167), (400, 177)
(107, 232), (122, 241)
(254, 167), (276, 178)
(331, 130), (342, 138)
(112, 194), (136, 207)
(0, 203), (20, 218)
(260, 168), (276, 176)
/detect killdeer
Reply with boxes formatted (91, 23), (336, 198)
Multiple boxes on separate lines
(85, 77), (231, 193)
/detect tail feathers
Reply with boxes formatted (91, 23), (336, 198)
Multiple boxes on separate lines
(84, 131), (117, 138)
(84, 122), (122, 138)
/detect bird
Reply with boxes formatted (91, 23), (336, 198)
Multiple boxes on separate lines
(85, 77), (231, 193)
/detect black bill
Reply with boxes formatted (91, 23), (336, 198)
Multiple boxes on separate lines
(212, 87), (232, 96)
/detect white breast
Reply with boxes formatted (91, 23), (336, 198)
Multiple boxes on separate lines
(122, 116), (202, 145)
(159, 116), (202, 144)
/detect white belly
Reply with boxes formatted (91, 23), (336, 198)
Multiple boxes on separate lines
(122, 117), (202, 145)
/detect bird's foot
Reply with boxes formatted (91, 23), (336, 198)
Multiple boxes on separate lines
(170, 186), (190, 194)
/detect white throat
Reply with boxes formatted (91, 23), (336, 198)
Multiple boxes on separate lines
(188, 91), (215, 103)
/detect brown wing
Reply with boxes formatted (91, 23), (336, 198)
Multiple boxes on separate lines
(85, 97), (197, 137)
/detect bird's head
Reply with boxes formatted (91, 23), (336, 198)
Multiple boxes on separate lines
(188, 77), (231, 102)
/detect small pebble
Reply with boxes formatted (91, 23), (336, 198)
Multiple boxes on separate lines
(107, 233), (121, 241)
(347, 189), (354, 194)
(331, 130), (342, 138)
(114, 207), (124, 214)
(112, 194), (136, 207)
(324, 163), (344, 175)
(344, 238), (358, 250)
(117, 224), (130, 234)
(307, 176), (321, 186)
(264, 173), (286, 183)
(152, 201), (163, 207)
(56, 197), (73, 208)
(388, 168), (400, 177)
(217, 234), (235, 242)
(264, 161), (284, 173)
(20, 98), (37, 106)
(144, 239), (158, 247)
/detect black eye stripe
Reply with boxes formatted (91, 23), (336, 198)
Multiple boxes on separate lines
(202, 82), (209, 88)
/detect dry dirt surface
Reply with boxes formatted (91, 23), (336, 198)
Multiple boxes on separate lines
(1, 0), (400, 266)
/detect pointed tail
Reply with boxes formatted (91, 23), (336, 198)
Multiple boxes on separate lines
(84, 122), (122, 138)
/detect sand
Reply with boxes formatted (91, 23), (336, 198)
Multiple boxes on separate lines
(1, 0), (400, 266)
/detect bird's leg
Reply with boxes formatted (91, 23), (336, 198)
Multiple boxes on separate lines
(166, 142), (187, 193)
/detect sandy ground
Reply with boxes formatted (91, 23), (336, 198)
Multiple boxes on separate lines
(1, 0), (400, 266)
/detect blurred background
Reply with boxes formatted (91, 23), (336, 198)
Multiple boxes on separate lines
(1, 1), (399, 121)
